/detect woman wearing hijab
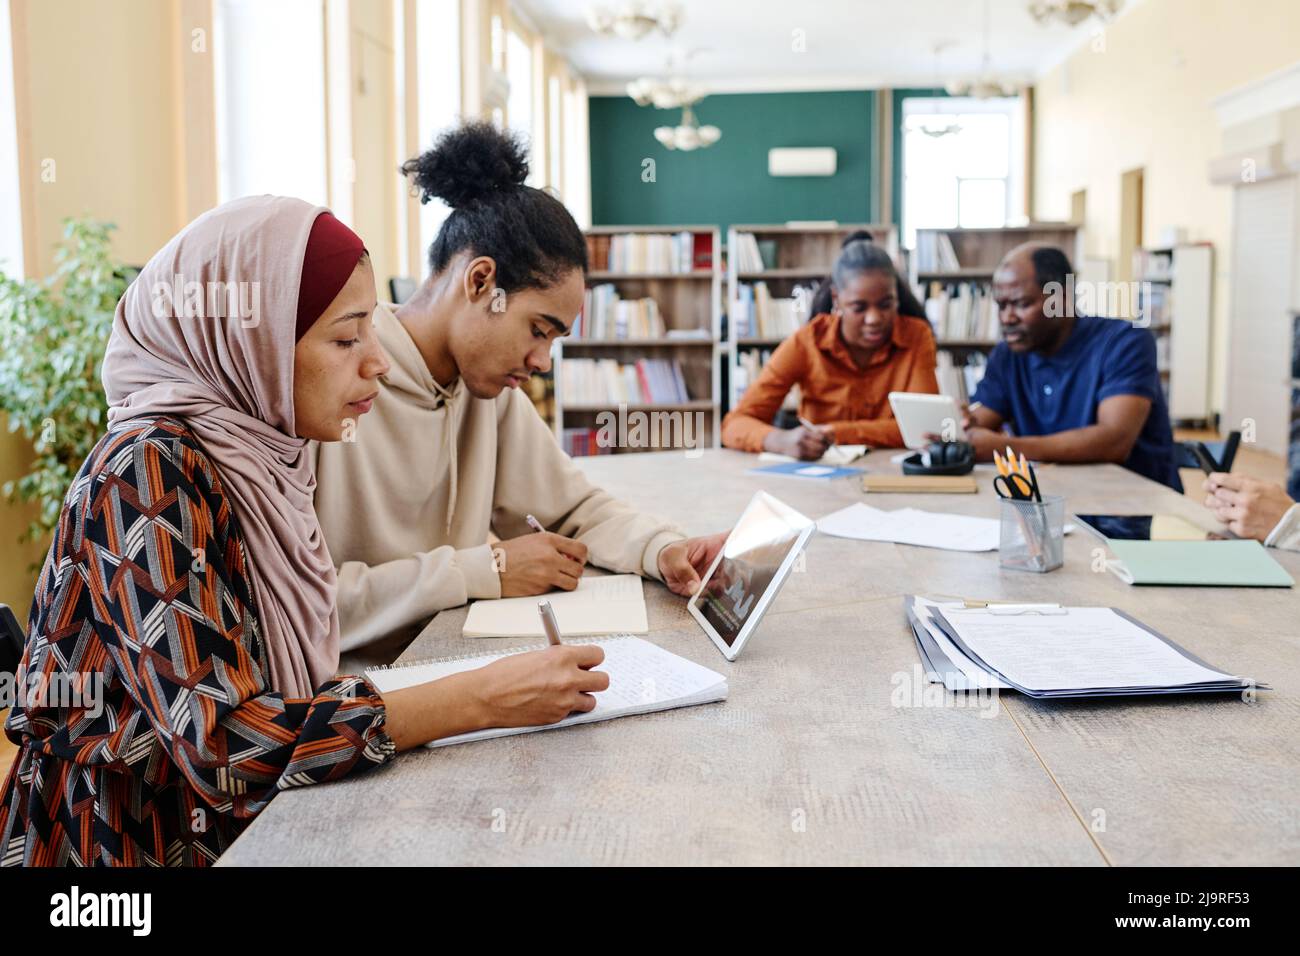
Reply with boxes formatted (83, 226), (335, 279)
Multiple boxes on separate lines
(0, 196), (607, 866)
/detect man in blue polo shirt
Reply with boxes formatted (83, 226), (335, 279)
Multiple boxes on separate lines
(963, 243), (1182, 490)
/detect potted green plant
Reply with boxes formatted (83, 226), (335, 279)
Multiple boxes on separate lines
(0, 218), (126, 553)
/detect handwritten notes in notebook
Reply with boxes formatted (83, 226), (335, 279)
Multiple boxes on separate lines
(365, 636), (727, 748)
(463, 573), (648, 637)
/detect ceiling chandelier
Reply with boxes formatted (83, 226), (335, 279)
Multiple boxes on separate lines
(1028, 0), (1124, 26)
(915, 42), (961, 138)
(627, 76), (706, 110)
(586, 2), (681, 40)
(654, 105), (721, 151)
(946, 0), (1022, 99)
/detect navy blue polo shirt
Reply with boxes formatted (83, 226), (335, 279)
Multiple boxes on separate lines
(972, 315), (1182, 490)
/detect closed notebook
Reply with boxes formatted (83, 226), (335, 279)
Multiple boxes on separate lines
(365, 636), (728, 748)
(463, 573), (648, 637)
(1105, 539), (1294, 587)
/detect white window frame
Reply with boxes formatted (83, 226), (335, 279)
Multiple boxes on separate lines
(900, 95), (1025, 248)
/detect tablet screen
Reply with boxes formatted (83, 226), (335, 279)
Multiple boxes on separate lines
(694, 494), (808, 647)
(1074, 514), (1227, 541)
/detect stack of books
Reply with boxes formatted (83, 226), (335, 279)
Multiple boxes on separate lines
(586, 232), (712, 274)
(576, 284), (666, 340)
(732, 281), (818, 339)
(923, 281), (999, 342)
(561, 357), (691, 405)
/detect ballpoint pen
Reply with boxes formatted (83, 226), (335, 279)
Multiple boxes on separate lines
(798, 416), (837, 451)
(527, 513), (581, 563)
(538, 600), (564, 645)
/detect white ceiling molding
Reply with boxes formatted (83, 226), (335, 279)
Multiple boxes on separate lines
(1212, 60), (1300, 130)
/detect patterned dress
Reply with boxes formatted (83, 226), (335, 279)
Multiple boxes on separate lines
(0, 417), (396, 866)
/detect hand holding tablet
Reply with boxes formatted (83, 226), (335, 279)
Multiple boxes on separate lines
(686, 491), (816, 661)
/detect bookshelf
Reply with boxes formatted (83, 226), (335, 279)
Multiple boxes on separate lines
(725, 223), (900, 409)
(554, 226), (723, 456)
(912, 223), (1082, 404)
(1134, 243), (1213, 427)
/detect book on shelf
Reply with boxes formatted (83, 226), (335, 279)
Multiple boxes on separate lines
(586, 231), (712, 274)
(576, 284), (667, 340)
(733, 348), (799, 410)
(733, 281), (819, 339)
(561, 357), (692, 405)
(731, 232), (766, 273)
(935, 349), (988, 406)
(923, 280), (998, 342)
(561, 428), (613, 457)
(915, 231), (961, 273)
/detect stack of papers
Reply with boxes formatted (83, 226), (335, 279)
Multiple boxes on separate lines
(904, 595), (1260, 699)
(820, 503), (1075, 552)
(819, 502), (1002, 551)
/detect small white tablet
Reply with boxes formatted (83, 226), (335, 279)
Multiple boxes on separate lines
(887, 392), (965, 450)
(687, 491), (816, 661)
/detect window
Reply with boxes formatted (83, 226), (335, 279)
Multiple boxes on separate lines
(415, 0), (460, 270)
(213, 0), (328, 205)
(901, 96), (1024, 248)
(548, 73), (563, 193)
(0, 0), (23, 278)
(506, 27), (533, 148)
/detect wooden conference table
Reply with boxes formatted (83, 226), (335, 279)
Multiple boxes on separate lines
(219, 450), (1300, 866)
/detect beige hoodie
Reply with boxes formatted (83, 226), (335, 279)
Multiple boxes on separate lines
(312, 302), (686, 651)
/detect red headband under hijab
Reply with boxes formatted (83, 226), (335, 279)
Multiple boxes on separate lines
(295, 212), (367, 340)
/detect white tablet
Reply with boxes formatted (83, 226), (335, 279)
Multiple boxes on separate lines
(888, 392), (965, 449)
(687, 491), (816, 661)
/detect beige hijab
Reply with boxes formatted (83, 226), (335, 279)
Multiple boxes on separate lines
(103, 195), (341, 698)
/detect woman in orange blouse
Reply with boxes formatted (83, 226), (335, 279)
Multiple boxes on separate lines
(722, 239), (939, 459)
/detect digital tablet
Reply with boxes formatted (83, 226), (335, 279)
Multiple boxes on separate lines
(687, 491), (815, 661)
(887, 392), (965, 449)
(1073, 514), (1232, 541)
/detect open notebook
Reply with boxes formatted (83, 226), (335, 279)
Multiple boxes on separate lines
(463, 574), (648, 637)
(365, 636), (727, 748)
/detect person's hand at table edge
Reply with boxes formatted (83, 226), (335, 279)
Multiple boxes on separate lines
(657, 531), (729, 597)
(1202, 472), (1295, 542)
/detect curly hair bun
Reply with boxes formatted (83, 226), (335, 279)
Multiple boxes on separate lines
(401, 121), (530, 208)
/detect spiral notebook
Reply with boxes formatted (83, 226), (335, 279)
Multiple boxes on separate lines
(365, 636), (728, 748)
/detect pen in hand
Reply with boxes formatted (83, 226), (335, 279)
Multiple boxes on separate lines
(538, 600), (564, 645)
(797, 416), (836, 451)
(526, 513), (582, 563)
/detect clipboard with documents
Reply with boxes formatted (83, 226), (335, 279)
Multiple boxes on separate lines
(903, 595), (1261, 699)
